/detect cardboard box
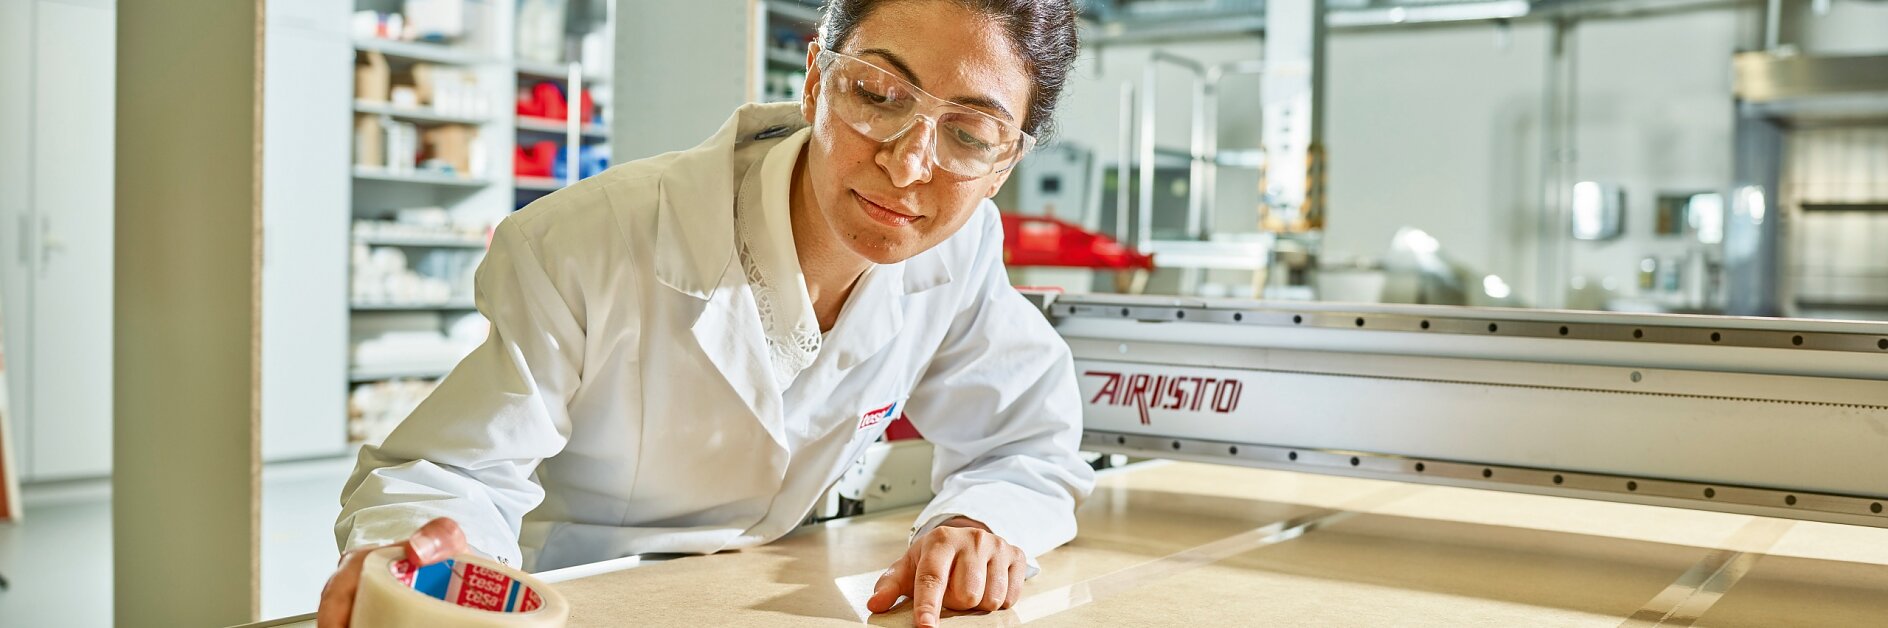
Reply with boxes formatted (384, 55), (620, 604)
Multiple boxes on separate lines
(354, 114), (384, 168)
(356, 51), (390, 102)
(422, 124), (476, 176)
(412, 63), (437, 107)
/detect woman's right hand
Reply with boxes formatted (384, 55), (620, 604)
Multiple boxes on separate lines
(316, 517), (468, 628)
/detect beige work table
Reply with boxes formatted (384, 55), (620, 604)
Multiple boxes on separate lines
(255, 461), (1888, 626)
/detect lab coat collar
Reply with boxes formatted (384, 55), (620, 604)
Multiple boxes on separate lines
(649, 102), (958, 405)
(824, 247), (954, 370)
(900, 247), (953, 295)
(649, 102), (955, 302)
(650, 102), (808, 300)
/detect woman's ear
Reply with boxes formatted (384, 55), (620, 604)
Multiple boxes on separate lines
(800, 43), (823, 124)
(986, 168), (1015, 199)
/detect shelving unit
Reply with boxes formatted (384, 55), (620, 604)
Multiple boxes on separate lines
(337, 0), (619, 445)
(353, 37), (490, 65)
(758, 1), (821, 103)
(767, 0), (820, 25)
(354, 233), (489, 248)
(349, 366), (456, 383)
(353, 99), (490, 125)
(516, 115), (609, 138)
(352, 165), (489, 187)
(512, 55), (613, 206)
(765, 48), (804, 69)
(350, 301), (479, 311)
(347, 0), (509, 447)
(516, 58), (608, 83)
(514, 175), (565, 192)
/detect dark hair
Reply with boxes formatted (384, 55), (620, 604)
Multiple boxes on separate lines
(817, 0), (1079, 141)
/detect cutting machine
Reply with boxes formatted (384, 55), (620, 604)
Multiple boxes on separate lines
(1045, 292), (1888, 529)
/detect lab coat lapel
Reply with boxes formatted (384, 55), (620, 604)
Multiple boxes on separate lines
(829, 248), (953, 371)
(642, 104), (794, 452)
(688, 275), (789, 452)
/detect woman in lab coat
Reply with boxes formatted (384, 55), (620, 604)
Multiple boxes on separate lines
(318, 1), (1088, 627)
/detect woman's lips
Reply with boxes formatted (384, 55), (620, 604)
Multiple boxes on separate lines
(854, 191), (921, 228)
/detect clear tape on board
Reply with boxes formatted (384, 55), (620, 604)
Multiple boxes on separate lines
(352, 546), (569, 627)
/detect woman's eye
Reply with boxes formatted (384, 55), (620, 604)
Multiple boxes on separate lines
(950, 126), (995, 152)
(853, 83), (894, 105)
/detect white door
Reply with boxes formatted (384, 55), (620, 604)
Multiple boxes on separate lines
(260, 0), (351, 461)
(0, 0), (37, 476)
(28, 0), (115, 479)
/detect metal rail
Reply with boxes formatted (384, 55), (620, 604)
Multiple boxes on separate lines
(1050, 293), (1888, 529)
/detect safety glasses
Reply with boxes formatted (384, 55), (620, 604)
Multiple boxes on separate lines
(815, 49), (1036, 178)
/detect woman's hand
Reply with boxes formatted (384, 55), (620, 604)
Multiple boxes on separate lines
(316, 517), (468, 628)
(867, 517), (1027, 627)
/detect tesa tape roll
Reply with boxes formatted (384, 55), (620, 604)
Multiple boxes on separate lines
(352, 546), (569, 627)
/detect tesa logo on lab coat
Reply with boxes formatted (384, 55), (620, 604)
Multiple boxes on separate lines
(858, 401), (899, 431)
(1083, 371), (1244, 425)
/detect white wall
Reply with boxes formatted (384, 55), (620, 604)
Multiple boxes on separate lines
(1562, 9), (1761, 306)
(1318, 8), (1768, 308)
(614, 0), (757, 161)
(1325, 21), (1551, 300)
(1053, 34), (1266, 233)
(1788, 0), (1888, 55)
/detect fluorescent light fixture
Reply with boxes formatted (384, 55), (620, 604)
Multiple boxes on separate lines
(1328, 0), (1530, 27)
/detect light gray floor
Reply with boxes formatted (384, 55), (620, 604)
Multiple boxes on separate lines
(0, 479), (113, 628)
(0, 456), (356, 627)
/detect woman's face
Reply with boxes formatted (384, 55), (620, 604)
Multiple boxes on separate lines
(799, 0), (1033, 265)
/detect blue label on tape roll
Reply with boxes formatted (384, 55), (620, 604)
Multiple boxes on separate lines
(411, 559), (455, 601)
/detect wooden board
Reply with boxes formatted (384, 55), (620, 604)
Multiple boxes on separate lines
(542, 461), (1888, 626)
(245, 461), (1888, 626)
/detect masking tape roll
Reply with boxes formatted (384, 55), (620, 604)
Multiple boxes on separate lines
(352, 546), (569, 628)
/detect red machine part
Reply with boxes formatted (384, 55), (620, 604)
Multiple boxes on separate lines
(884, 415), (923, 442)
(999, 213), (1154, 271)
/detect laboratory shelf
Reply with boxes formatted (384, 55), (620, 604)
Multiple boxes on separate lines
(348, 366), (454, 383)
(353, 38), (489, 65)
(350, 301), (478, 311)
(353, 234), (489, 248)
(352, 100), (489, 126)
(766, 48), (806, 69)
(768, 1), (821, 24)
(515, 176), (567, 192)
(514, 59), (611, 84)
(516, 116), (610, 138)
(353, 166), (489, 187)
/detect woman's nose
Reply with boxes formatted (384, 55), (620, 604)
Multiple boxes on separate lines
(877, 117), (936, 188)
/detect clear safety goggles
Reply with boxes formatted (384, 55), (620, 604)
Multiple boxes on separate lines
(815, 49), (1036, 178)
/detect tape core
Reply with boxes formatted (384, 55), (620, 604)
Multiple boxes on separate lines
(389, 556), (549, 614)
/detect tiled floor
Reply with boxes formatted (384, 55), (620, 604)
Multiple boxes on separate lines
(0, 456), (356, 627)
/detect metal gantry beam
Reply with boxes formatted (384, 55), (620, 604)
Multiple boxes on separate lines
(1049, 293), (1888, 529)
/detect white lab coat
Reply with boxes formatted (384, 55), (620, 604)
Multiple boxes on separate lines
(335, 102), (1096, 572)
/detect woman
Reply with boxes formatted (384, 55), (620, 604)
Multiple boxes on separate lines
(318, 1), (1088, 626)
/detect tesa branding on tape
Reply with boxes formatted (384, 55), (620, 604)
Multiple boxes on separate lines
(393, 556), (545, 613)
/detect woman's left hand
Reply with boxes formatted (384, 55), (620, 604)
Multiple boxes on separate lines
(867, 516), (1027, 627)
